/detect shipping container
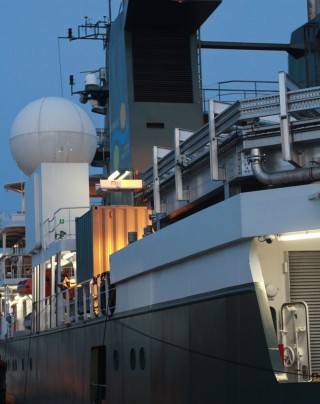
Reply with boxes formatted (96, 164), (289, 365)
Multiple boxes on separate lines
(76, 206), (151, 282)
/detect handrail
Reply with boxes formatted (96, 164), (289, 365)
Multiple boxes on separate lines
(31, 274), (115, 332)
(42, 206), (90, 249)
(0, 210), (25, 229)
(0, 254), (32, 280)
(202, 79), (279, 108)
(144, 81), (320, 194)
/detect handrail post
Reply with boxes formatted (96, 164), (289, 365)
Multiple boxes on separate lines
(74, 287), (79, 323)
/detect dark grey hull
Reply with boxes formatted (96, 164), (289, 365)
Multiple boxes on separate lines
(1, 285), (320, 403)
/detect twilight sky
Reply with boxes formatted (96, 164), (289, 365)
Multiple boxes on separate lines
(0, 0), (308, 211)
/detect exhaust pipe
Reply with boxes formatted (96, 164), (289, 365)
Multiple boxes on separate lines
(250, 148), (320, 185)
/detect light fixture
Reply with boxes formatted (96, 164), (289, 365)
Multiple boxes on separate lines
(117, 170), (130, 180)
(60, 258), (69, 267)
(96, 179), (143, 193)
(108, 170), (120, 180)
(63, 252), (75, 260)
(278, 231), (320, 241)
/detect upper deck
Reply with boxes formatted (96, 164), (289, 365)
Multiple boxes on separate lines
(0, 182), (25, 250)
(142, 73), (320, 228)
(0, 210), (25, 250)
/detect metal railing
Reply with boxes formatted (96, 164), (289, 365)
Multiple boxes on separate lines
(0, 254), (32, 281)
(0, 209), (25, 230)
(32, 273), (115, 332)
(202, 80), (279, 111)
(42, 206), (90, 249)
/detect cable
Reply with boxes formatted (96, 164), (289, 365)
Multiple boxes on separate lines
(21, 294), (58, 403)
(116, 319), (314, 379)
(57, 38), (64, 98)
(101, 304), (109, 346)
(101, 274), (113, 346)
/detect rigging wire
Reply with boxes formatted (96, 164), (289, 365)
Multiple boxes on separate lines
(115, 318), (312, 379)
(96, 283), (314, 380)
(57, 38), (64, 98)
(4, 285), (317, 398)
(102, 303), (109, 346)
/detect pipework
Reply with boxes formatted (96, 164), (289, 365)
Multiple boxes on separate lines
(250, 148), (320, 185)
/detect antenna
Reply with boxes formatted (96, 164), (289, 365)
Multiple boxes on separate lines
(59, 11), (112, 112)
(58, 0), (112, 171)
(60, 16), (111, 49)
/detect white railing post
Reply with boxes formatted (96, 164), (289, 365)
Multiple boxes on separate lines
(74, 287), (79, 323)
(89, 281), (94, 318)
(65, 290), (70, 322)
(83, 286), (87, 319)
(97, 283), (102, 317)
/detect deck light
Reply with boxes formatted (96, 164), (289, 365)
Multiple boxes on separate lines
(108, 170), (120, 180)
(278, 231), (320, 241)
(117, 171), (130, 180)
(63, 252), (75, 260)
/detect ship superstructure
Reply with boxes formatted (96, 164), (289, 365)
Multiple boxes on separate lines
(0, 183), (32, 338)
(2, 0), (320, 403)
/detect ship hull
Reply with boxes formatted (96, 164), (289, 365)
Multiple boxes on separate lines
(2, 283), (320, 403)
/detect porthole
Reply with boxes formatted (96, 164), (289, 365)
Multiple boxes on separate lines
(113, 350), (119, 371)
(130, 348), (136, 370)
(139, 347), (146, 370)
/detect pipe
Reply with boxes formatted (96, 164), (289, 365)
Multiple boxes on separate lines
(250, 148), (320, 185)
(307, 0), (320, 20)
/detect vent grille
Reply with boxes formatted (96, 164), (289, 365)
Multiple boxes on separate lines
(132, 31), (193, 103)
(289, 250), (320, 373)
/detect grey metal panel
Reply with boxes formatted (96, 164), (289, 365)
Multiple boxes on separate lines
(3, 322), (103, 403)
(150, 308), (189, 404)
(121, 315), (150, 404)
(3, 290), (320, 402)
(289, 250), (320, 373)
(189, 293), (279, 403)
(76, 209), (93, 283)
(106, 319), (124, 402)
(289, 15), (320, 87)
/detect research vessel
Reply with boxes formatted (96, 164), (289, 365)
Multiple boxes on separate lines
(2, 0), (320, 403)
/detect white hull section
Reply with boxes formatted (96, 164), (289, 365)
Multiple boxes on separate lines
(112, 184), (320, 313)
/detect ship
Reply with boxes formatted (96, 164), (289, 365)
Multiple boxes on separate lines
(2, 0), (320, 403)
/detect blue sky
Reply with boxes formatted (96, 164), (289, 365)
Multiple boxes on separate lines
(0, 0), (308, 211)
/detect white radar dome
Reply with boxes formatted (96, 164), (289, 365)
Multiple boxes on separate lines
(10, 97), (97, 176)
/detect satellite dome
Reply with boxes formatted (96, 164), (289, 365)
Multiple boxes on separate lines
(10, 97), (97, 176)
